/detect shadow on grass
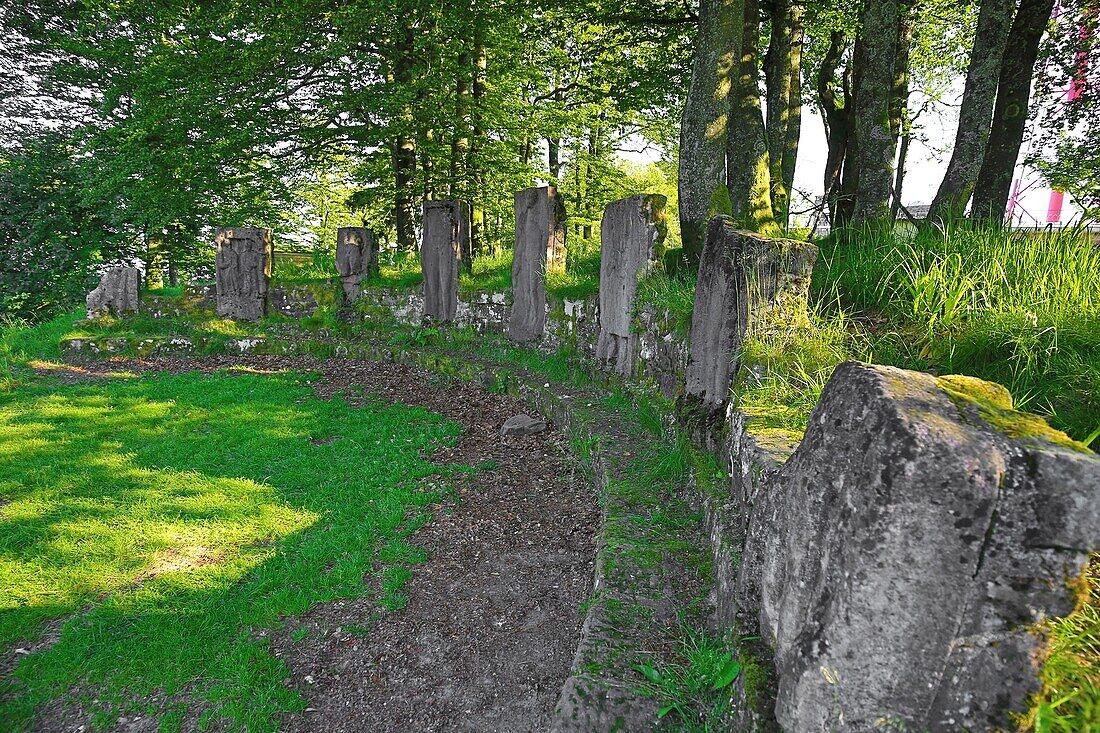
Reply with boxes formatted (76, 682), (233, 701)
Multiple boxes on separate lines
(0, 368), (461, 731)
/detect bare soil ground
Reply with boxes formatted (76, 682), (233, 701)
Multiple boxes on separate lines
(18, 355), (598, 732)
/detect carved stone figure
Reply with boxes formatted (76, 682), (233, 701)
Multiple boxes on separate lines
(595, 194), (667, 375)
(508, 186), (566, 343)
(420, 201), (468, 323)
(335, 227), (379, 303)
(215, 227), (272, 321)
(86, 267), (139, 318)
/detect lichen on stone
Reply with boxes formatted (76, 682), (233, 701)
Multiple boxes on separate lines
(936, 374), (1090, 453)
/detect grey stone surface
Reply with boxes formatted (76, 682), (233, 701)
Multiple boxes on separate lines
(86, 267), (139, 318)
(501, 414), (548, 436)
(738, 361), (1099, 732)
(595, 194), (667, 375)
(508, 186), (566, 343)
(421, 201), (468, 323)
(336, 227), (379, 302)
(682, 218), (817, 430)
(214, 227), (272, 321)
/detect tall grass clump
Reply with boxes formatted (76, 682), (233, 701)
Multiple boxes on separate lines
(548, 233), (601, 299)
(373, 249), (423, 288)
(272, 248), (337, 283)
(460, 247), (513, 294)
(815, 224), (1100, 445)
(634, 271), (697, 335)
(734, 296), (880, 435)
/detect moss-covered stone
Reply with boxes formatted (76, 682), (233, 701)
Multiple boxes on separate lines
(936, 374), (1091, 453)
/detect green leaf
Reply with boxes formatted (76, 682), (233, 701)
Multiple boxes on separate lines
(657, 703), (682, 719)
(633, 663), (661, 684)
(711, 658), (741, 690)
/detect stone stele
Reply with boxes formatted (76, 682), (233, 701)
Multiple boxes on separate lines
(215, 227), (272, 321)
(594, 194), (667, 375)
(86, 266), (139, 318)
(743, 362), (1099, 732)
(336, 227), (379, 303)
(682, 217), (816, 428)
(508, 186), (566, 343)
(421, 201), (469, 323)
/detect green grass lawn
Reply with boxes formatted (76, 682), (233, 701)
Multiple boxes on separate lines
(0, 367), (461, 731)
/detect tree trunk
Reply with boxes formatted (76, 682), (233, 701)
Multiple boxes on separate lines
(927, 0), (1016, 224)
(727, 0), (777, 233)
(678, 0), (745, 269)
(548, 137), (561, 181)
(582, 127), (597, 239)
(818, 31), (849, 227)
(888, 0), (915, 213)
(971, 0), (1055, 222)
(392, 136), (417, 252)
(892, 121), (912, 220)
(782, 4), (804, 225)
(451, 48), (470, 200)
(423, 127), (436, 201)
(851, 0), (900, 227)
(765, 0), (804, 230)
(390, 27), (418, 253)
(469, 31), (487, 263)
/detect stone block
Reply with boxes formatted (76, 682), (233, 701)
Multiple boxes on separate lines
(509, 186), (566, 343)
(595, 194), (667, 375)
(682, 218), (816, 429)
(421, 201), (468, 323)
(214, 227), (272, 321)
(86, 267), (139, 318)
(336, 227), (379, 302)
(741, 362), (1099, 732)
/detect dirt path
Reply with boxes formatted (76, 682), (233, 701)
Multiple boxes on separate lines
(25, 356), (598, 733)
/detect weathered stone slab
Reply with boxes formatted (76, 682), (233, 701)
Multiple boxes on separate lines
(336, 227), (379, 302)
(740, 362), (1099, 732)
(85, 266), (139, 318)
(214, 227), (272, 321)
(421, 201), (468, 323)
(509, 186), (566, 343)
(595, 194), (667, 375)
(681, 218), (816, 430)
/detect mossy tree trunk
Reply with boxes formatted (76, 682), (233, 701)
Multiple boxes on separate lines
(764, 0), (804, 230)
(727, 0), (777, 234)
(971, 0), (1056, 223)
(887, 0), (915, 216)
(851, 0), (900, 228)
(678, 0), (745, 271)
(927, 0), (1015, 224)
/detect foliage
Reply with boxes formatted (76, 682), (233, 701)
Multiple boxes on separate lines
(815, 224), (1100, 444)
(459, 248), (513, 294)
(634, 271), (697, 335)
(632, 628), (742, 730)
(1027, 558), (1100, 733)
(0, 368), (461, 730)
(272, 249), (338, 284)
(1030, 0), (1100, 219)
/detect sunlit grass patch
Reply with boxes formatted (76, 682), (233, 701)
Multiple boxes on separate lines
(0, 368), (460, 730)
